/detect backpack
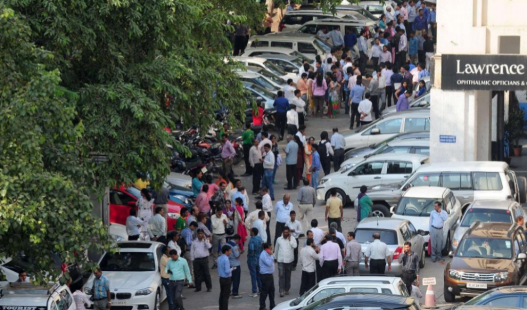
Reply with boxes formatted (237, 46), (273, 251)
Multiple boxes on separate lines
(318, 141), (329, 163)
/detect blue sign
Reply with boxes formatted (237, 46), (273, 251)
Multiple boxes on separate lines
(440, 135), (456, 143)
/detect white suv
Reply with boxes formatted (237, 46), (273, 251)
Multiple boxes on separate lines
(273, 276), (408, 310)
(84, 242), (167, 310)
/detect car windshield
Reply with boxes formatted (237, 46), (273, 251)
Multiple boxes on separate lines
(256, 68), (286, 85)
(290, 56), (304, 67)
(355, 229), (398, 245)
(99, 252), (156, 271)
(250, 83), (277, 99)
(368, 5), (384, 13)
(395, 197), (438, 216)
(127, 187), (141, 199)
(464, 290), (494, 305)
(246, 76), (279, 92)
(314, 38), (331, 52)
(461, 209), (512, 227)
(457, 238), (512, 259)
(291, 284), (319, 306)
(262, 60), (287, 76)
(290, 50), (311, 61)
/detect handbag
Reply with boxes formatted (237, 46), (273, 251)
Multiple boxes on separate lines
(225, 224), (235, 236)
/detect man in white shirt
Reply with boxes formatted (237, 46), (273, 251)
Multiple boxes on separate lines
(286, 210), (303, 270)
(369, 38), (383, 72)
(385, 6), (395, 23)
(299, 238), (319, 295)
(283, 79), (296, 101)
(290, 89), (306, 127)
(397, 28), (408, 68)
(211, 208), (228, 268)
(73, 287), (92, 310)
(358, 93), (373, 125)
(261, 187), (273, 240)
(295, 125), (306, 146)
(286, 106), (299, 135)
(245, 200), (269, 233)
(249, 138), (263, 194)
(258, 131), (272, 154)
(310, 219), (325, 247)
(252, 210), (268, 243)
(148, 207), (166, 243)
(126, 209), (143, 240)
(275, 226), (297, 297)
(317, 27), (331, 42)
(262, 144), (275, 201)
(379, 45), (392, 64)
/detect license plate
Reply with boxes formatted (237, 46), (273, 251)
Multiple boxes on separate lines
(466, 283), (487, 289)
(112, 301), (127, 306)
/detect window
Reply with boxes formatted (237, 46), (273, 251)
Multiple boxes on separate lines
(110, 190), (135, 206)
(414, 147), (430, 155)
(302, 16), (315, 23)
(283, 15), (304, 25)
(300, 25), (317, 35)
(506, 170), (517, 197)
(252, 40), (269, 47)
(487, 296), (519, 307)
(381, 288), (393, 295)
(404, 118), (430, 132)
(298, 42), (317, 54)
(310, 288), (345, 303)
(441, 173), (472, 190)
(460, 209), (512, 227)
(50, 301), (59, 310)
(400, 225), (411, 241)
(395, 197), (436, 217)
(386, 161), (413, 174)
(499, 36), (520, 55)
(56, 289), (73, 310)
(408, 223), (418, 236)
(409, 173), (441, 187)
(349, 288), (379, 293)
(353, 161), (384, 175)
(355, 229), (398, 245)
(271, 42), (293, 49)
(374, 118), (402, 134)
(472, 172), (503, 190)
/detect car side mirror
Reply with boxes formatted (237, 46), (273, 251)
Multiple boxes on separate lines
(370, 128), (380, 135)
(417, 229), (429, 236)
(127, 201), (136, 206)
(448, 251), (454, 258)
(518, 253), (526, 261)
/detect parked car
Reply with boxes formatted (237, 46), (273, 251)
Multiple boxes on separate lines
(236, 70), (281, 92)
(355, 218), (426, 276)
(355, 1), (397, 18)
(243, 81), (276, 109)
(365, 161), (527, 219)
(301, 292), (420, 310)
(344, 131), (429, 161)
(382, 93), (431, 116)
(316, 153), (429, 208)
(243, 47), (314, 61)
(452, 200), (525, 252)
(232, 56), (298, 82)
(248, 33), (331, 60)
(278, 10), (353, 32)
(294, 18), (377, 39)
(274, 275), (409, 310)
(340, 138), (429, 172)
(391, 187), (462, 254)
(444, 223), (527, 302)
(343, 109), (430, 151)
(463, 286), (527, 308)
(0, 282), (76, 310)
(246, 65), (287, 89)
(84, 242), (167, 310)
(165, 172), (192, 189)
(257, 54), (309, 74)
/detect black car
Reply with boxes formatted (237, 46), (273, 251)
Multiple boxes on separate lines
(302, 293), (420, 310)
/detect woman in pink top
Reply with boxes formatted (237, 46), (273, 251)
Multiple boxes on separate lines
(195, 184), (211, 213)
(296, 73), (309, 101)
(203, 175), (219, 198)
(311, 72), (327, 118)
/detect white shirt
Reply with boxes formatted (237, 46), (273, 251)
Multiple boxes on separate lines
(285, 219), (303, 239)
(291, 97), (306, 113)
(295, 131), (306, 146)
(73, 291), (92, 310)
(380, 51), (392, 64)
(262, 193), (273, 212)
(343, 62), (353, 75)
(275, 236), (298, 263)
(365, 239), (391, 260)
(167, 240), (182, 256)
(398, 34), (408, 52)
(258, 138), (272, 154)
(126, 215), (143, 236)
(311, 227), (325, 246)
(301, 246), (320, 273)
(246, 210), (269, 231)
(212, 214), (228, 234)
(358, 99), (373, 122)
(317, 30), (331, 41)
(369, 44), (382, 59)
(263, 151), (275, 169)
(286, 110), (299, 127)
(378, 74), (386, 89)
(283, 85), (296, 101)
(252, 218), (267, 243)
(249, 145), (262, 168)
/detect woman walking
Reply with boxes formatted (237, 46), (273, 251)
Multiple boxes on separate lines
(304, 137), (314, 184)
(312, 73), (327, 118)
(307, 72), (315, 115)
(137, 188), (154, 240)
(233, 198), (248, 251)
(295, 135), (305, 187)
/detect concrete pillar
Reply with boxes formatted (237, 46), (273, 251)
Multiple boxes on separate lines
(430, 89), (492, 162)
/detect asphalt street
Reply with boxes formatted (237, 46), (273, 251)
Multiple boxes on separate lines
(161, 111), (471, 310)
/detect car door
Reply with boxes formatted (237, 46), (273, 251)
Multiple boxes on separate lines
(408, 222), (424, 256)
(441, 173), (474, 208)
(347, 161), (385, 198)
(403, 117), (430, 133)
(484, 296), (521, 308)
(110, 189), (137, 225)
(361, 117), (403, 145)
(383, 160), (413, 186)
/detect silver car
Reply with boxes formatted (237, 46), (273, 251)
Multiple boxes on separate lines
(355, 218), (427, 276)
(382, 93), (431, 116)
(451, 199), (525, 251)
(344, 131), (430, 160)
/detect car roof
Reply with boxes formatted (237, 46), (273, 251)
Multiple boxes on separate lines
(236, 70), (261, 78)
(387, 139), (429, 147)
(319, 275), (401, 286)
(364, 153), (429, 163)
(357, 217), (408, 229)
(284, 10), (348, 16)
(231, 56), (268, 64)
(244, 47), (294, 53)
(321, 292), (414, 305)
(468, 200), (518, 210)
(467, 222), (517, 239)
(491, 285), (527, 294)
(403, 186), (449, 198)
(261, 32), (317, 39)
(0, 283), (66, 306)
(416, 161), (509, 173)
(383, 108), (430, 118)
(116, 241), (162, 251)
(301, 17), (376, 25)
(257, 54), (298, 61)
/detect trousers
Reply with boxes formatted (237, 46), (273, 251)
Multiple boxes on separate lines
(183, 251), (194, 281)
(278, 262), (293, 293)
(252, 164), (263, 194)
(266, 212), (272, 245)
(371, 95), (380, 119)
(320, 259), (339, 281)
(299, 271), (316, 295)
(350, 103), (360, 129)
(286, 164), (297, 189)
(169, 280), (184, 310)
(401, 270), (417, 295)
(212, 234), (226, 264)
(333, 148), (345, 172)
(385, 86), (394, 107)
(219, 277), (231, 310)
(243, 144), (252, 174)
(193, 257), (212, 290)
(298, 204), (314, 230)
(274, 221), (286, 246)
(248, 261), (262, 294)
(259, 274), (275, 310)
(345, 261), (360, 276)
(370, 259), (386, 274)
(276, 112), (287, 138)
(262, 169), (274, 200)
(231, 265), (241, 295)
(430, 227), (444, 261)
(162, 278), (174, 309)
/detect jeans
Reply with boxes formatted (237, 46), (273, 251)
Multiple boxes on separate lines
(262, 169), (274, 199)
(278, 262), (293, 293)
(219, 277), (231, 310)
(231, 265), (241, 296)
(162, 279), (174, 309)
(311, 170), (319, 187)
(248, 261), (262, 293)
(169, 280), (184, 310)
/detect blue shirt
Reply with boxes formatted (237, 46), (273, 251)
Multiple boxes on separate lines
(358, 36), (368, 53)
(409, 37), (419, 56)
(311, 151), (321, 172)
(285, 140), (298, 165)
(428, 10), (436, 23)
(248, 236), (263, 263)
(226, 240), (241, 267)
(217, 254), (232, 278)
(390, 73), (404, 85)
(396, 94), (409, 112)
(416, 87), (426, 98)
(275, 200), (294, 223)
(231, 191), (247, 211)
(421, 7), (430, 22)
(273, 97), (290, 113)
(429, 210), (449, 231)
(344, 33), (357, 48)
(192, 178), (203, 196)
(93, 275), (110, 299)
(380, 38), (389, 46)
(418, 69), (430, 81)
(413, 15), (427, 31)
(181, 228), (193, 247)
(330, 132), (346, 150)
(350, 85), (365, 104)
(259, 251), (275, 274)
(165, 258), (192, 282)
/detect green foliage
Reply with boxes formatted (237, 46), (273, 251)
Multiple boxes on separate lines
(506, 107), (526, 147)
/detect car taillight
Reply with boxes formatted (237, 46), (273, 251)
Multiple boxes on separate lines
(279, 23), (285, 32)
(392, 246), (403, 259)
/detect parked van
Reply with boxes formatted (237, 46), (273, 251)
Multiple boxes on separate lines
(278, 10), (356, 32)
(0, 282), (75, 310)
(242, 47), (314, 61)
(295, 18), (377, 39)
(248, 33), (331, 59)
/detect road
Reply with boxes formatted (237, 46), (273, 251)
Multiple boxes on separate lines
(162, 111), (473, 310)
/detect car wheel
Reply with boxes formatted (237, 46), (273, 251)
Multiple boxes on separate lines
(371, 204), (390, 217)
(155, 290), (160, 310)
(518, 176), (527, 204)
(325, 188), (348, 205)
(442, 231), (451, 256)
(443, 284), (455, 302)
(419, 248), (425, 268)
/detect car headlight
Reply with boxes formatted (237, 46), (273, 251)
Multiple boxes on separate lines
(84, 286), (93, 295)
(319, 179), (328, 185)
(494, 272), (508, 282)
(449, 269), (464, 280)
(135, 288), (154, 296)
(167, 212), (180, 219)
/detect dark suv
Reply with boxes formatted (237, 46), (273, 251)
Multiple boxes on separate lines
(444, 222), (527, 302)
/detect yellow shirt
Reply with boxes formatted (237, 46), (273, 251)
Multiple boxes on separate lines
(134, 178), (149, 190)
(160, 254), (170, 279)
(326, 196), (342, 218)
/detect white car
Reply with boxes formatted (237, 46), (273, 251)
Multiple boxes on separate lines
(344, 109), (430, 151)
(0, 282), (76, 310)
(231, 56), (299, 83)
(391, 187), (462, 254)
(84, 242), (167, 310)
(340, 138), (430, 172)
(316, 153), (429, 206)
(242, 47), (314, 61)
(273, 276), (408, 310)
(236, 70), (281, 93)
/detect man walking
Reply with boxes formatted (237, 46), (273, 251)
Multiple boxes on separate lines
(430, 201), (448, 262)
(165, 250), (193, 310)
(325, 189), (343, 232)
(284, 135), (299, 190)
(221, 135), (236, 176)
(286, 106), (299, 136)
(364, 233), (392, 274)
(319, 235), (343, 280)
(274, 194), (294, 245)
(273, 91), (290, 141)
(397, 28), (408, 68)
(286, 210), (303, 270)
(310, 144), (322, 187)
(358, 30), (368, 75)
(148, 207), (166, 243)
(249, 138), (263, 194)
(299, 238), (319, 295)
(181, 222), (197, 284)
(91, 269), (111, 310)
(366, 74), (380, 119)
(262, 144), (275, 201)
(318, 131), (333, 176)
(191, 229), (212, 292)
(275, 226), (297, 297)
(330, 128), (346, 171)
(226, 235), (242, 298)
(344, 232), (362, 276)
(241, 126), (255, 177)
(126, 209), (143, 241)
(259, 243), (276, 310)
(399, 241), (420, 294)
(297, 178), (316, 234)
(218, 245), (233, 310)
(247, 228), (263, 297)
(211, 208), (228, 268)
